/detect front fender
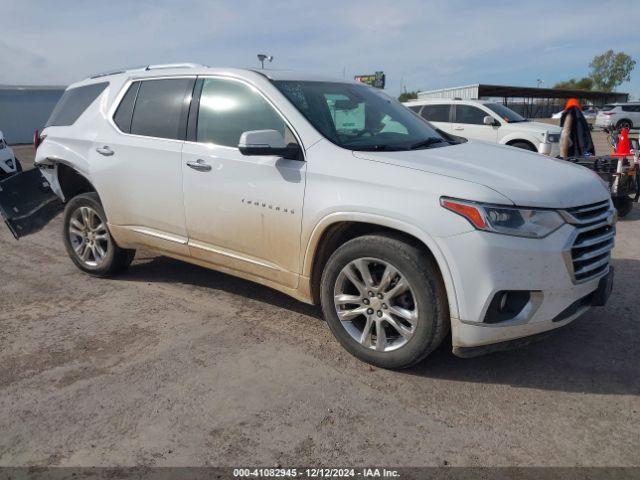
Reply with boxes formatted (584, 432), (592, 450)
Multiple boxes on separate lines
(302, 212), (460, 320)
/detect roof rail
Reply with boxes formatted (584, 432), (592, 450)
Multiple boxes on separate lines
(144, 63), (206, 71)
(89, 69), (127, 79)
(88, 63), (206, 80)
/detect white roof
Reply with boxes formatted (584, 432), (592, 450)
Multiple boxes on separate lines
(70, 64), (351, 90)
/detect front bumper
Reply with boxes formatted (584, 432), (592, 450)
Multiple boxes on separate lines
(538, 142), (560, 156)
(436, 223), (612, 350)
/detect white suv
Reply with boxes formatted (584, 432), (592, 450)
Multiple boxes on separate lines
(595, 103), (640, 131)
(405, 99), (562, 156)
(29, 65), (615, 368)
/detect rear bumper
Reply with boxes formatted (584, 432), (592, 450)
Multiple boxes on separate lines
(0, 168), (63, 239)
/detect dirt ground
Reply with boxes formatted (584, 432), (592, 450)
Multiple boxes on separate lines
(1, 136), (639, 468)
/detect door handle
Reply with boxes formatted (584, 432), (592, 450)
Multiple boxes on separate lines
(96, 146), (114, 156)
(186, 159), (212, 172)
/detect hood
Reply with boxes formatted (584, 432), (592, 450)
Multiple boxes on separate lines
(353, 140), (609, 209)
(503, 121), (562, 135)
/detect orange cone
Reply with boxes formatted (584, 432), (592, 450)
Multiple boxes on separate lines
(612, 128), (632, 157)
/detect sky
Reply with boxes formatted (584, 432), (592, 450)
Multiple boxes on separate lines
(2, 0), (639, 98)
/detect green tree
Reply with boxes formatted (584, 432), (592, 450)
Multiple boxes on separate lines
(589, 50), (636, 91)
(553, 77), (594, 90)
(398, 91), (418, 102)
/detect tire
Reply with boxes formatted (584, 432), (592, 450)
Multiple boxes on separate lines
(616, 119), (632, 131)
(320, 234), (449, 369)
(613, 196), (633, 218)
(509, 141), (537, 152)
(62, 192), (135, 277)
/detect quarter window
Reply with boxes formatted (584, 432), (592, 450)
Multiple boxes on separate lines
(46, 82), (108, 127)
(421, 104), (450, 122)
(454, 105), (488, 125)
(130, 78), (194, 140)
(196, 78), (292, 147)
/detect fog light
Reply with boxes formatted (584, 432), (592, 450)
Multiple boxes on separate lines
(484, 291), (532, 324)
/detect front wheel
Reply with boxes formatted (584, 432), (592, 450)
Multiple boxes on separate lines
(320, 234), (449, 369)
(62, 192), (135, 276)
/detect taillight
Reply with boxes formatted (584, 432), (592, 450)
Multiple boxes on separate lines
(33, 129), (41, 150)
(602, 112), (615, 116)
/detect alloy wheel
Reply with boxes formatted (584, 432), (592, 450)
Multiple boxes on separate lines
(68, 206), (110, 268)
(333, 257), (418, 352)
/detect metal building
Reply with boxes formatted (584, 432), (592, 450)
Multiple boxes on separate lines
(0, 85), (65, 144)
(417, 84), (629, 118)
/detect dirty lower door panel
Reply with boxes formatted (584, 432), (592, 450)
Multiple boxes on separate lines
(0, 168), (63, 239)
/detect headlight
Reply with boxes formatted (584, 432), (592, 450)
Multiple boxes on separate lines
(546, 133), (560, 143)
(441, 197), (565, 238)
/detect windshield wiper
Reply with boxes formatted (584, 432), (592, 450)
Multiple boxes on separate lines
(350, 144), (408, 151)
(407, 137), (446, 150)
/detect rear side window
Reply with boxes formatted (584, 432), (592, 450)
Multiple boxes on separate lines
(408, 106), (421, 113)
(421, 104), (450, 122)
(113, 82), (140, 133)
(621, 105), (640, 112)
(130, 78), (194, 140)
(45, 82), (108, 127)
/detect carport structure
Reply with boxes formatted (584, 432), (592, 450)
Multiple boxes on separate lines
(417, 84), (629, 118)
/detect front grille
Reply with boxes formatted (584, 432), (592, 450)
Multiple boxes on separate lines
(561, 200), (615, 283)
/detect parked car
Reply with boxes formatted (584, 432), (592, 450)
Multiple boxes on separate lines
(8, 65), (615, 368)
(553, 106), (598, 129)
(405, 99), (562, 156)
(595, 102), (640, 131)
(0, 130), (21, 180)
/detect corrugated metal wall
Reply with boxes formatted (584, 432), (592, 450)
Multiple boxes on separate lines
(417, 85), (480, 100)
(0, 88), (65, 144)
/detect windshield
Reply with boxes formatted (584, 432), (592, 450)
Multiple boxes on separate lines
(485, 103), (527, 123)
(272, 80), (451, 151)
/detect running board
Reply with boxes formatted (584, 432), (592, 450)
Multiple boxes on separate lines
(0, 168), (63, 239)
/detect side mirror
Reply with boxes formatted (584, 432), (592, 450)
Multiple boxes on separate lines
(238, 129), (302, 160)
(483, 115), (497, 126)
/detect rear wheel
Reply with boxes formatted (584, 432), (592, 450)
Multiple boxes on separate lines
(63, 192), (135, 276)
(320, 234), (449, 369)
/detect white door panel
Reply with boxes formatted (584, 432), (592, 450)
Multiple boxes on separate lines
(182, 143), (306, 287)
(91, 132), (188, 245)
(451, 123), (499, 142)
